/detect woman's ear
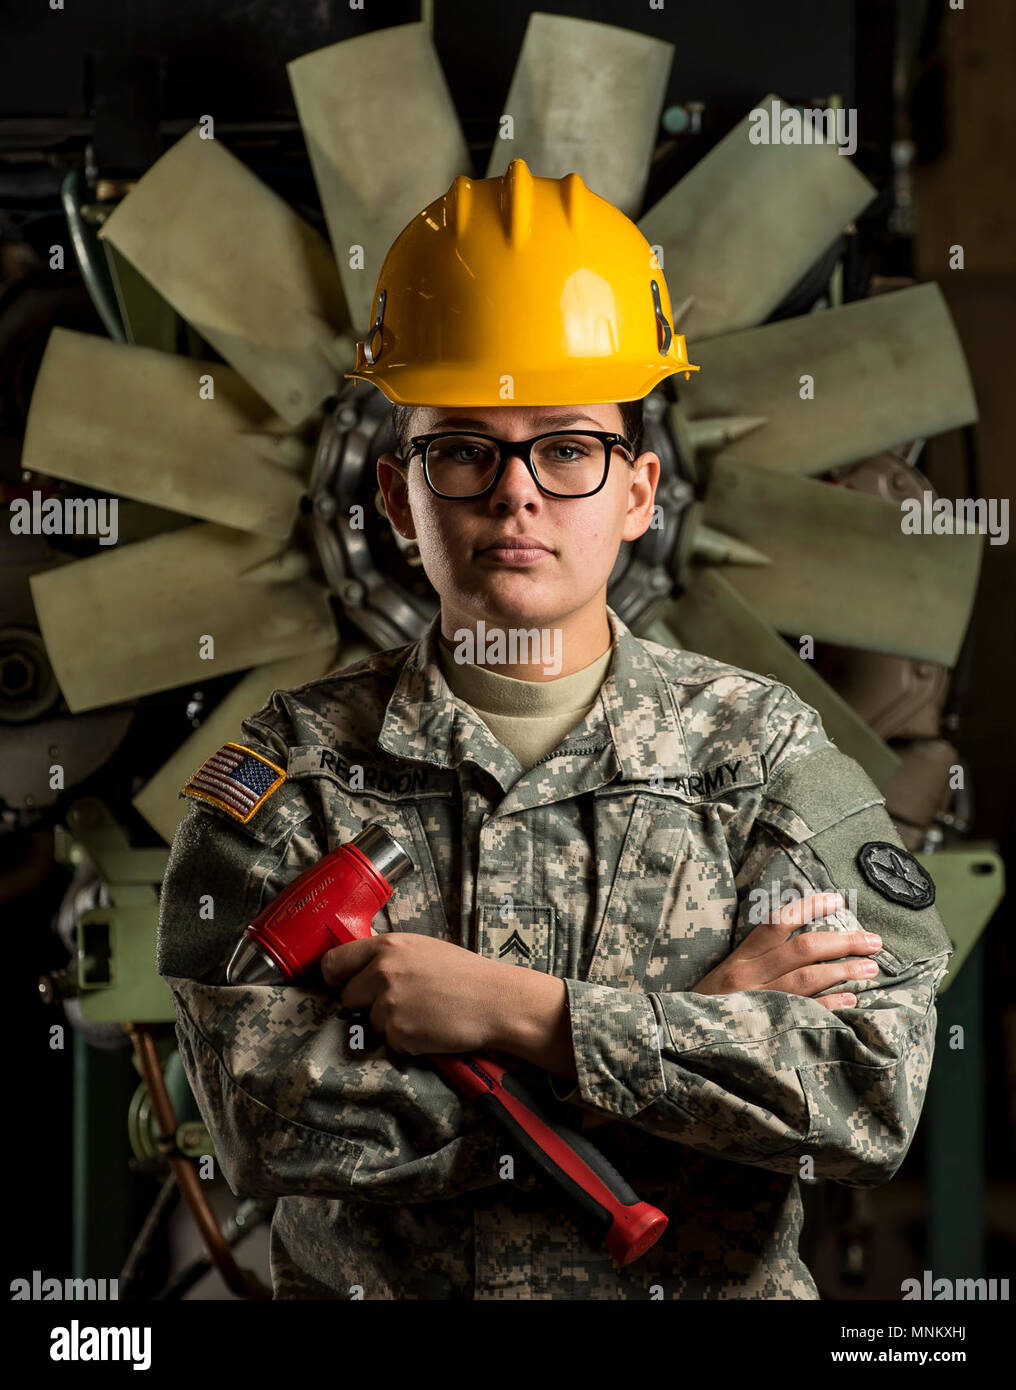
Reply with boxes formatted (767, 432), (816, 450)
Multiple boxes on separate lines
(621, 451), (661, 543)
(376, 453), (417, 540)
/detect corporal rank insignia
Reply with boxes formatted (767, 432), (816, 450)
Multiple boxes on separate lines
(498, 929), (531, 962)
(181, 742), (286, 824)
(857, 841), (936, 909)
(478, 904), (555, 974)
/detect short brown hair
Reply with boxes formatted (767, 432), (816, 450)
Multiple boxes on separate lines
(390, 398), (644, 465)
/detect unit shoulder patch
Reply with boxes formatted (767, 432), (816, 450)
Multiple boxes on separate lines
(180, 741), (287, 824)
(857, 840), (936, 909)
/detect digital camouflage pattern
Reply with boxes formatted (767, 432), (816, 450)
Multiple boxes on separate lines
(156, 606), (953, 1299)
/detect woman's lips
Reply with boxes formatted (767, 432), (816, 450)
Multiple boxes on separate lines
(477, 543), (551, 566)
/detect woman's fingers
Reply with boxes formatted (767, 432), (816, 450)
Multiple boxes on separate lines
(693, 890), (882, 999)
(738, 891), (845, 960)
(765, 953), (880, 997)
(773, 891), (846, 929)
(814, 993), (858, 1011)
(744, 890), (883, 997)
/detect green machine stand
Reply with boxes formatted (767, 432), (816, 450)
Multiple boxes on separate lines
(917, 844), (1005, 1282)
(54, 798), (177, 1281)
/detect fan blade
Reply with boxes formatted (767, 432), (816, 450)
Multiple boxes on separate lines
(288, 23), (472, 329)
(685, 416), (767, 454)
(636, 570), (900, 790)
(22, 328), (306, 538)
(101, 239), (177, 352)
(29, 524), (337, 713)
(132, 639), (373, 844)
(691, 524), (772, 567)
(639, 93), (875, 340)
(484, 13), (673, 217)
(701, 457), (983, 666)
(110, 501), (194, 546)
(681, 284), (978, 474)
(98, 127), (352, 426)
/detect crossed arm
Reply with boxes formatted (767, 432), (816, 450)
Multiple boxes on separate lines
(320, 889), (887, 1122)
(322, 888), (877, 1072)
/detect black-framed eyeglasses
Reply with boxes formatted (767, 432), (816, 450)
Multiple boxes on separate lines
(406, 430), (636, 500)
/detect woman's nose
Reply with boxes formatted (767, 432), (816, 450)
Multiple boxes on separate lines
(492, 451), (538, 498)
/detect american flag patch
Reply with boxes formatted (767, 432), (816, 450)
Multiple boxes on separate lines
(181, 742), (286, 824)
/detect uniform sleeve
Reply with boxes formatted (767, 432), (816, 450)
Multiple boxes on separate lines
(157, 794), (503, 1206)
(548, 692), (954, 1186)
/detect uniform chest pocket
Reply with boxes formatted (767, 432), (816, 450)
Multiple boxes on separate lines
(477, 903), (557, 974)
(350, 801), (453, 944)
(584, 792), (691, 991)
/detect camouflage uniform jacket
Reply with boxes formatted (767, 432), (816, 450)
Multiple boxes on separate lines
(156, 605), (953, 1299)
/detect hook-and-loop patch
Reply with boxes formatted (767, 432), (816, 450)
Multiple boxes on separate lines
(180, 741), (286, 824)
(856, 841), (936, 909)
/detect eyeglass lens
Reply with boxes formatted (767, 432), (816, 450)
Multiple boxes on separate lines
(424, 433), (613, 497)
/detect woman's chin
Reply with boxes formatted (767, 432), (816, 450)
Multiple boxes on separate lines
(472, 572), (562, 614)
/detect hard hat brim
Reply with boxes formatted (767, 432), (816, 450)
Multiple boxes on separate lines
(343, 360), (698, 407)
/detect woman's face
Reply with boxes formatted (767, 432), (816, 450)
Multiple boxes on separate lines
(377, 402), (660, 630)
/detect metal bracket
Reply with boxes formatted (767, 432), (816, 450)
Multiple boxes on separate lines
(363, 288), (386, 365)
(650, 279), (672, 355)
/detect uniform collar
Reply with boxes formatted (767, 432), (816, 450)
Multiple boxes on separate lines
(376, 604), (690, 794)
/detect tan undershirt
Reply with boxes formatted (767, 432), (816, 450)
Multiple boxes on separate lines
(437, 632), (613, 773)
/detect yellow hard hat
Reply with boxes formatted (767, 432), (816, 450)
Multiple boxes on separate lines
(344, 158), (698, 406)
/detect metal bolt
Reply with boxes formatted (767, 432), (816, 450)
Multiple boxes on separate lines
(178, 1124), (206, 1152)
(686, 101), (705, 134)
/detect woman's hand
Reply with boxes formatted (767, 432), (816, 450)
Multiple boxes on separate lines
(691, 891), (882, 1010)
(321, 932), (523, 1055)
